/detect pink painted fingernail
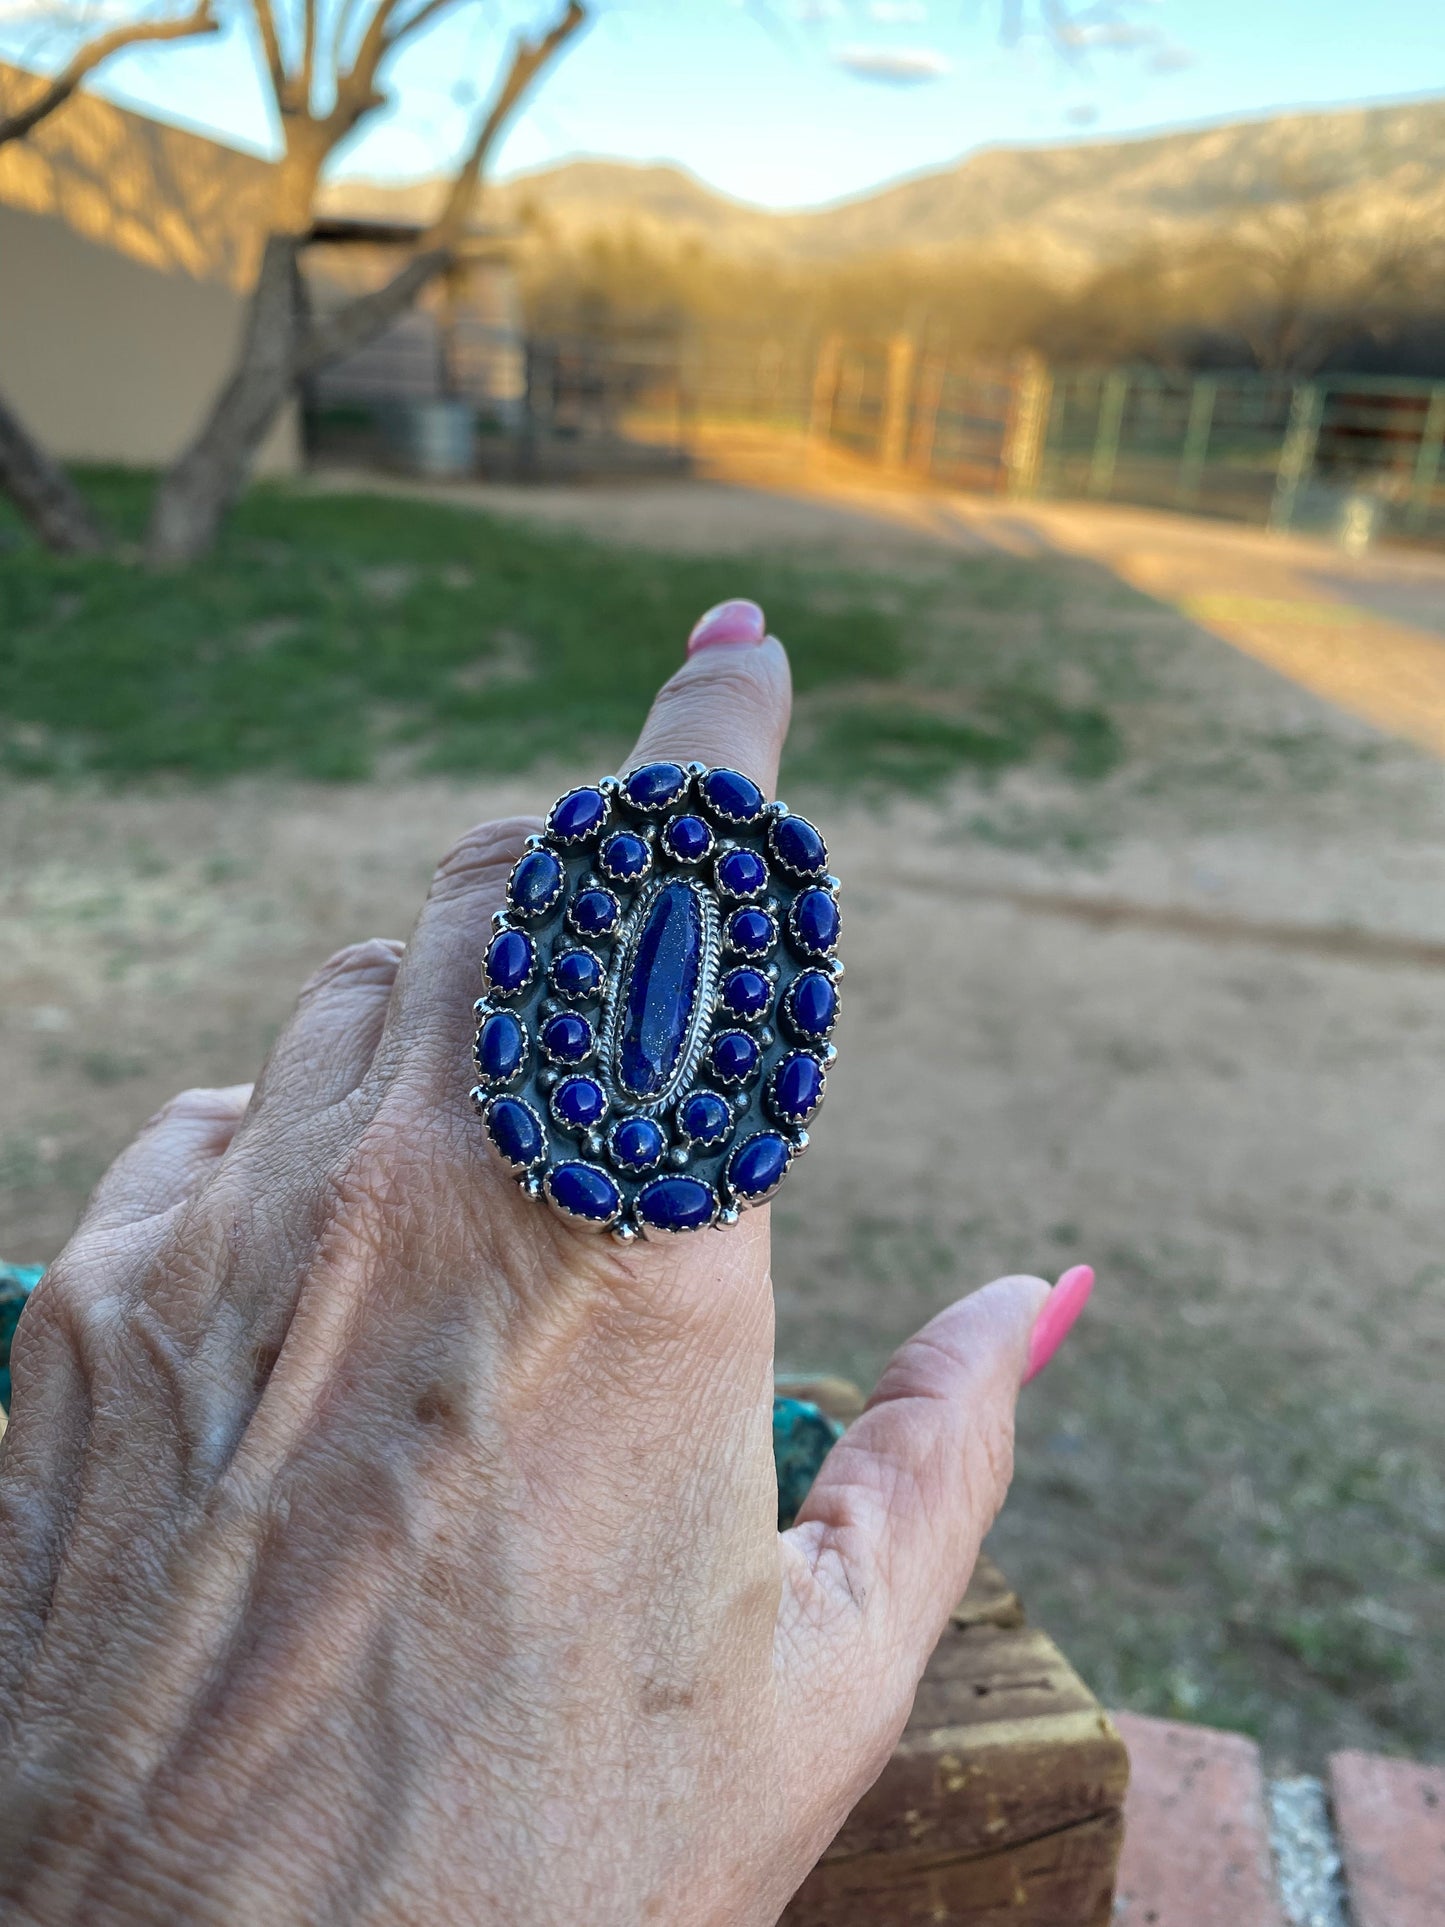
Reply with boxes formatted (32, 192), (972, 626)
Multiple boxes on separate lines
(1023, 1265), (1094, 1384)
(687, 599), (766, 653)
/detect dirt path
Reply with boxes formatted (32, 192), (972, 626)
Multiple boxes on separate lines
(5, 466), (1444, 1768)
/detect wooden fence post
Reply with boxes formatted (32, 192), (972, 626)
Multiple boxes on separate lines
(1088, 369), (1128, 498)
(1406, 385), (1445, 534)
(879, 333), (917, 471)
(1270, 381), (1323, 532)
(907, 355), (947, 476)
(1004, 354), (1052, 498)
(809, 333), (843, 451)
(1176, 375), (1217, 507)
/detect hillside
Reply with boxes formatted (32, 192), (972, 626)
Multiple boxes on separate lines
(324, 93), (1445, 280)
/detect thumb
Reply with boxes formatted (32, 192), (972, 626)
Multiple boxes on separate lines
(778, 1268), (1091, 1777)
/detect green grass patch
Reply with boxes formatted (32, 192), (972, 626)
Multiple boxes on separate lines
(1, 470), (1130, 793)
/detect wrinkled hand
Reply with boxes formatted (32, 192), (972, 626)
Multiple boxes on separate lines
(0, 614), (1056, 1926)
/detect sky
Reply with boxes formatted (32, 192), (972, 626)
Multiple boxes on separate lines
(3, 0), (1443, 209)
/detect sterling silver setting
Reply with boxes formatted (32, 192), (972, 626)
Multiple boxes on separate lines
(470, 762), (841, 1239)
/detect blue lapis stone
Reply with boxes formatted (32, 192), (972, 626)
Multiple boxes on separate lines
(721, 967), (771, 1022)
(610, 1115), (666, 1172)
(770, 814), (828, 878)
(486, 1097), (544, 1169)
(663, 814), (713, 863)
(508, 849), (564, 919)
(726, 907), (776, 957)
(550, 947), (603, 1001)
(476, 1011), (525, 1081)
(624, 762), (687, 811)
(679, 1089), (731, 1147)
(548, 787), (607, 844)
(601, 831), (651, 883)
(728, 1132), (791, 1200)
(771, 1052), (824, 1122)
(710, 1029), (759, 1086)
(787, 970), (837, 1038)
(700, 767), (764, 825)
(569, 888), (620, 938)
(541, 1011), (593, 1063)
(485, 928), (534, 996)
(552, 1075), (606, 1130)
(716, 847), (769, 900)
(615, 879), (704, 1101)
(548, 1162), (621, 1222)
(638, 1175), (716, 1232)
(790, 888), (839, 958)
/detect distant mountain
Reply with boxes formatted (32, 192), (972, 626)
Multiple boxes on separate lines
(324, 94), (1445, 281)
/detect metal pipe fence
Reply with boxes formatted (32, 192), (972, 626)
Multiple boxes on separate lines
(303, 304), (1445, 546)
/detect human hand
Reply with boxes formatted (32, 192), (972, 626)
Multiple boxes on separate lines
(0, 600), (1087, 1925)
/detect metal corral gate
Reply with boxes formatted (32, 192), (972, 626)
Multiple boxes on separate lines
(802, 335), (1445, 545)
(1041, 368), (1445, 542)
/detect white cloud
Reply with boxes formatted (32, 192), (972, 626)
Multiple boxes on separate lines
(867, 1), (928, 21)
(1065, 102), (1100, 126)
(834, 43), (952, 83)
(1148, 42), (1197, 74)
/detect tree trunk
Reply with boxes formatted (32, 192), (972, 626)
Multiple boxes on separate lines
(0, 389), (105, 554)
(144, 234), (303, 566)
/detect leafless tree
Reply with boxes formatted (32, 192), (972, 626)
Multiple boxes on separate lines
(1207, 160), (1444, 376)
(0, 2), (219, 552)
(144, 0), (586, 563)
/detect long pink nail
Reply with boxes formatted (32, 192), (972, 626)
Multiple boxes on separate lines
(1023, 1265), (1094, 1383)
(688, 599), (766, 653)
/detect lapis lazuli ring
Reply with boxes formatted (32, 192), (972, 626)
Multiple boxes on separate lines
(470, 762), (841, 1239)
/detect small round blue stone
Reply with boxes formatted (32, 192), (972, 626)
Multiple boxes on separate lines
(569, 888), (621, 938)
(786, 970), (838, 1039)
(726, 907), (776, 958)
(486, 1097), (544, 1170)
(550, 948), (602, 1002)
(485, 928), (534, 997)
(720, 967), (771, 1022)
(679, 1089), (732, 1147)
(710, 1029), (760, 1086)
(548, 786), (607, 844)
(552, 1076), (606, 1131)
(476, 1011), (525, 1082)
(547, 1071), (604, 1125)
(507, 849), (564, 919)
(638, 1176), (716, 1233)
(790, 888), (840, 958)
(700, 767), (765, 825)
(771, 1052), (825, 1123)
(547, 1162), (621, 1223)
(601, 831), (651, 883)
(541, 1011), (593, 1063)
(716, 847), (769, 900)
(609, 1115), (666, 1173)
(770, 813), (828, 879)
(663, 814), (714, 864)
(624, 762), (687, 811)
(728, 1132), (792, 1201)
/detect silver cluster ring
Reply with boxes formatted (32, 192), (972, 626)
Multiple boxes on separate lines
(470, 761), (841, 1240)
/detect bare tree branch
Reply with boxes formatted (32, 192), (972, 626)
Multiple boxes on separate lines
(251, 0), (291, 105)
(0, 1), (219, 148)
(300, 0), (588, 372)
(385, 0), (465, 53)
(300, 0), (319, 111)
(432, 0), (585, 242)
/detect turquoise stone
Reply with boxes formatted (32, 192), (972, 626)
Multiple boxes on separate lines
(616, 881), (703, 1101)
(0, 1262), (42, 1413)
(773, 1397), (844, 1530)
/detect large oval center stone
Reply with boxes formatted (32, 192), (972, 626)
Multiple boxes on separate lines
(614, 879), (705, 1101)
